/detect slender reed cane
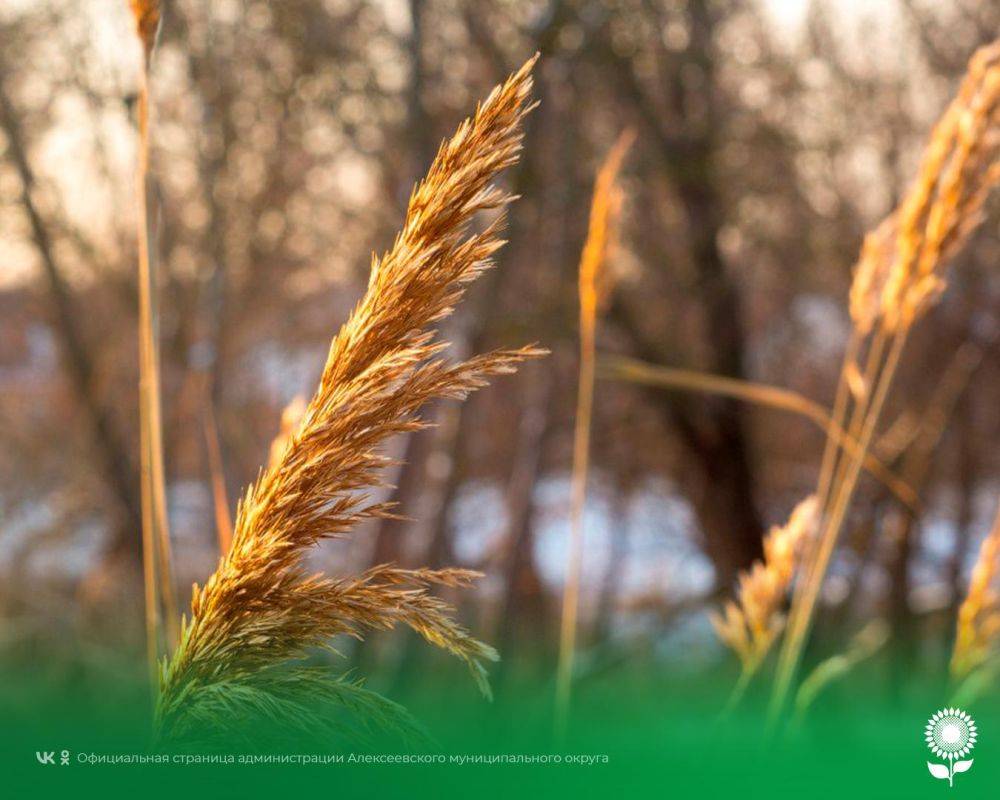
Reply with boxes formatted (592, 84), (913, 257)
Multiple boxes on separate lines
(130, 1), (178, 690)
(556, 132), (633, 739)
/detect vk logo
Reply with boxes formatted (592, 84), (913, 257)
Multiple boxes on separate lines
(35, 752), (55, 765)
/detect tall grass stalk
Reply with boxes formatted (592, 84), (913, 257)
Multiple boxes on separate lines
(129, 0), (178, 690)
(556, 131), (632, 739)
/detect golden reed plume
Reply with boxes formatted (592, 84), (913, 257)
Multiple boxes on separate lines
(156, 56), (542, 741)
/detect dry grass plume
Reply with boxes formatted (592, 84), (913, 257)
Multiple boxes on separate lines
(156, 55), (542, 742)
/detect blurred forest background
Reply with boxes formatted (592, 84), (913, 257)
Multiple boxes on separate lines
(0, 0), (997, 704)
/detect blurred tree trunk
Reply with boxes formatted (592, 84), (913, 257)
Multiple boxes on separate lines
(407, 16), (559, 576)
(367, 0), (572, 582)
(661, 0), (765, 589)
(611, 297), (762, 591)
(0, 77), (142, 560)
(603, 0), (764, 591)
(368, 435), (429, 567)
(372, 0), (566, 580)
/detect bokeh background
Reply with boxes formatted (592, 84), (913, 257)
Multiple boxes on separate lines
(0, 0), (998, 713)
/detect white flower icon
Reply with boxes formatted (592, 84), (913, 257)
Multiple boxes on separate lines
(926, 708), (977, 786)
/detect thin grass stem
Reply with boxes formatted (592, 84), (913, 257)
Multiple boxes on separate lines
(135, 43), (178, 676)
(600, 356), (915, 508)
(555, 280), (596, 741)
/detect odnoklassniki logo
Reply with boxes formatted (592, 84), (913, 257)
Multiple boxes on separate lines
(925, 708), (977, 787)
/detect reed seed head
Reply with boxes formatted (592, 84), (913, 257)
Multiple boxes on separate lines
(712, 496), (818, 671)
(579, 129), (635, 317)
(128, 0), (161, 58)
(854, 39), (1000, 334)
(157, 56), (541, 741)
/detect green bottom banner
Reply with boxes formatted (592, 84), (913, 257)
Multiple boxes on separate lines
(3, 664), (997, 799)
